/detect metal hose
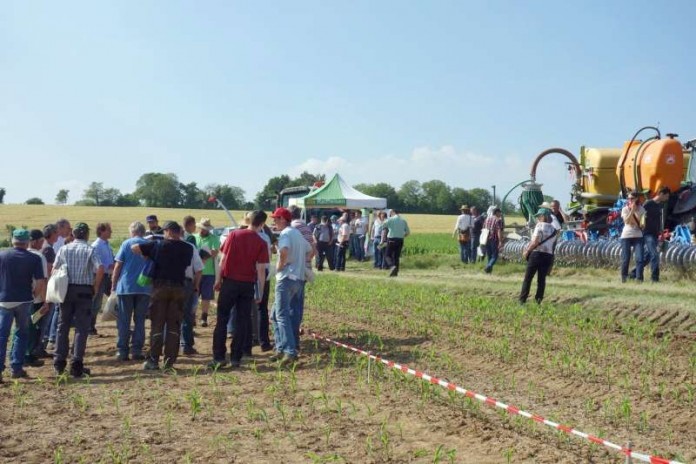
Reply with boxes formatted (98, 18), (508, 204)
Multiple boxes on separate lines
(501, 238), (696, 270)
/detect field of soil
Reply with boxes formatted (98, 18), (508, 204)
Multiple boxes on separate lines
(1, 260), (694, 463)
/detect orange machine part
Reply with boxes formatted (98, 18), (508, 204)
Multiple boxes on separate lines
(618, 138), (684, 195)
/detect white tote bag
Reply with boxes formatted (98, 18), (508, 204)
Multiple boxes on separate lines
(101, 293), (119, 322)
(479, 228), (490, 246)
(46, 265), (69, 303)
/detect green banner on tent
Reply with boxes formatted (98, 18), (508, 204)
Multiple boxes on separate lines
(305, 198), (347, 206)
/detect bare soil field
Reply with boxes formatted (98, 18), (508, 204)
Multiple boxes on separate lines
(1, 261), (694, 463)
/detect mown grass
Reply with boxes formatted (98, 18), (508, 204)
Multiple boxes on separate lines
(0, 204), (525, 241)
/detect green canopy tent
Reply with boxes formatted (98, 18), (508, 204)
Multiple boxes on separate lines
(291, 173), (387, 209)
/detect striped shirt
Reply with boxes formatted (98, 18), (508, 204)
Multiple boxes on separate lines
(55, 240), (102, 285)
(291, 219), (315, 264)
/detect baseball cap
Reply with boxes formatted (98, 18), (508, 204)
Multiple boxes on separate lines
(270, 207), (292, 222)
(29, 229), (44, 241)
(162, 220), (182, 232)
(12, 228), (30, 242)
(73, 222), (90, 234)
(535, 208), (551, 217)
(146, 215), (158, 222)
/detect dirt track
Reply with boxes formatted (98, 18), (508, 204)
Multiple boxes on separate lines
(1, 267), (694, 463)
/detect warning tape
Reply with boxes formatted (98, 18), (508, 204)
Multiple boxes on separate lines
(309, 331), (683, 464)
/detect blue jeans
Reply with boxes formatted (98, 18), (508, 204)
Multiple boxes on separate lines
(180, 279), (198, 349)
(271, 278), (303, 357)
(471, 234), (481, 262)
(350, 235), (365, 261)
(621, 237), (644, 281)
(117, 294), (150, 357)
(335, 243), (347, 270)
(484, 241), (499, 272)
(642, 233), (660, 282)
(291, 281), (306, 351)
(39, 303), (55, 348)
(0, 302), (32, 374)
(48, 304), (60, 343)
(373, 238), (383, 268)
(459, 241), (473, 263)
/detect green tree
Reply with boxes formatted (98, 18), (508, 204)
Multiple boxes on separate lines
(205, 184), (246, 210)
(466, 188), (492, 211)
(0, 187), (6, 204)
(287, 171), (325, 188)
(100, 188), (123, 206)
(82, 182), (105, 206)
(55, 189), (69, 205)
(115, 193), (140, 207)
(421, 180), (454, 214)
(451, 187), (477, 211)
(25, 197), (44, 205)
(179, 182), (205, 209)
(353, 182), (400, 209)
(254, 174), (291, 209)
(134, 173), (182, 208)
(397, 180), (423, 213)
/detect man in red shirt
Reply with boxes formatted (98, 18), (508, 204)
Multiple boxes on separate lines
(210, 211), (269, 369)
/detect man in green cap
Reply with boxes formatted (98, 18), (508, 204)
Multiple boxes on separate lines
(0, 229), (47, 382)
(519, 208), (557, 304)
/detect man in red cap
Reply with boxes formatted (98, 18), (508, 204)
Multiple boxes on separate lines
(268, 207), (311, 367)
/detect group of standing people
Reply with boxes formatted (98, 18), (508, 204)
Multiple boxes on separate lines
(310, 208), (410, 277)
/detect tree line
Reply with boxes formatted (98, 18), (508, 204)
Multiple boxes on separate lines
(3, 173), (518, 214)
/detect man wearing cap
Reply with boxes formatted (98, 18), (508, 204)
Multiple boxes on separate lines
(53, 222), (104, 377)
(90, 222), (114, 336)
(146, 215), (163, 235)
(453, 205), (474, 263)
(111, 222), (151, 361)
(520, 208), (558, 304)
(25, 229), (49, 366)
(0, 229), (47, 382)
(269, 207), (312, 367)
(194, 218), (220, 327)
(132, 221), (193, 370)
(210, 211), (269, 368)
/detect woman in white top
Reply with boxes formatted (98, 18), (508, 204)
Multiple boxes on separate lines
(335, 214), (351, 271)
(519, 208), (558, 304)
(620, 191), (645, 282)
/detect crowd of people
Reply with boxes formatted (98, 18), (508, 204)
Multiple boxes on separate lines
(0, 207), (409, 382)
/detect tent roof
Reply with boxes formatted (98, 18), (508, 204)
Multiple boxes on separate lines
(299, 174), (387, 209)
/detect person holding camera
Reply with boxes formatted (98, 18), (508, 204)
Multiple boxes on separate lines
(620, 191), (645, 283)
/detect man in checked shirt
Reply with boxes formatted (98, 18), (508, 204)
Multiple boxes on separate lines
(53, 222), (104, 378)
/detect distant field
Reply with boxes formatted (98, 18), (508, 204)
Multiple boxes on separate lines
(0, 204), (525, 240)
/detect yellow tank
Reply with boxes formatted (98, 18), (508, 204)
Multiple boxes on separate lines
(580, 147), (622, 206)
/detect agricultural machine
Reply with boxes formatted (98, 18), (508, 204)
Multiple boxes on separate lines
(502, 126), (696, 268)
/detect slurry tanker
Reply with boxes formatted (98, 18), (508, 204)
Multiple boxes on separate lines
(502, 126), (696, 269)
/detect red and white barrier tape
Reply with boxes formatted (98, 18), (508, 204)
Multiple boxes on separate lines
(310, 331), (683, 464)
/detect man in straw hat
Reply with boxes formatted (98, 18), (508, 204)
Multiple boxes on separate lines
(453, 205), (474, 263)
(194, 217), (220, 327)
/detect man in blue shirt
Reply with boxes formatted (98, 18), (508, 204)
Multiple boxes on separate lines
(0, 229), (46, 382)
(90, 222), (115, 336)
(111, 221), (151, 361)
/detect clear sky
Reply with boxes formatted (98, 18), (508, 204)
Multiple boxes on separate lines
(2, 0), (694, 207)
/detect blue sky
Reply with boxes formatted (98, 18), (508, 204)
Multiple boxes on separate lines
(2, 0), (694, 207)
